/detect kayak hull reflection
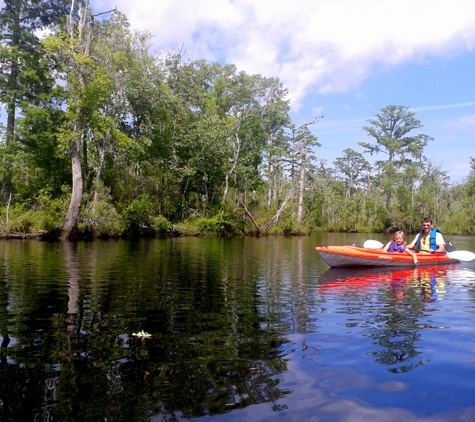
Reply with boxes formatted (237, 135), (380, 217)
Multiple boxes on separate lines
(315, 245), (459, 268)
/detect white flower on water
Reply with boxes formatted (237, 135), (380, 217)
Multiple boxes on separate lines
(132, 330), (152, 338)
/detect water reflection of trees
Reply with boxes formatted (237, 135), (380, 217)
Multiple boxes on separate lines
(369, 329), (422, 373)
(318, 265), (452, 374)
(0, 239), (292, 420)
(0, 242), (10, 363)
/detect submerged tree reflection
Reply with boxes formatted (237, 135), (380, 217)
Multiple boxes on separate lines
(0, 239), (292, 420)
(369, 329), (422, 373)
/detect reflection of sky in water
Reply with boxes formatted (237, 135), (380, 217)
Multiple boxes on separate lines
(2, 236), (475, 421)
(212, 262), (475, 421)
(207, 239), (475, 421)
(269, 264), (475, 420)
(211, 333), (475, 421)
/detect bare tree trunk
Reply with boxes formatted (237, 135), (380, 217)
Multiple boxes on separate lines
(2, 2), (20, 205)
(240, 188), (294, 235)
(297, 116), (322, 226)
(296, 143), (306, 226)
(62, 124), (84, 240)
(262, 189), (294, 233)
(275, 166), (282, 201)
(222, 130), (241, 203)
(3, 102), (15, 205)
(239, 201), (262, 235)
(93, 128), (111, 210)
(61, 1), (89, 240)
(5, 193), (12, 234)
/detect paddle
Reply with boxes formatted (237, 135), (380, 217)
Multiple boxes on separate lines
(363, 240), (384, 249)
(363, 240), (475, 262)
(445, 250), (475, 262)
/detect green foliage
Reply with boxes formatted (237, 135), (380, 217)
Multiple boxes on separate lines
(281, 217), (295, 234)
(0, 191), (67, 234)
(197, 217), (240, 236)
(0, 0), (473, 239)
(122, 195), (156, 235)
(79, 200), (123, 238)
(10, 209), (35, 233)
(37, 195), (68, 232)
(360, 105), (432, 165)
(441, 212), (473, 235)
(152, 215), (173, 234)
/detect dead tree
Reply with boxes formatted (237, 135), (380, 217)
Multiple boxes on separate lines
(296, 112), (323, 226)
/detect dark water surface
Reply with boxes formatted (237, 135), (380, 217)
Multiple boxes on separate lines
(1, 233), (475, 421)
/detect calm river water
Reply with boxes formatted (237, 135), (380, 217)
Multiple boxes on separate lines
(1, 233), (475, 421)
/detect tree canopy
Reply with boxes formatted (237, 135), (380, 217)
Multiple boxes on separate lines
(0, 5), (474, 238)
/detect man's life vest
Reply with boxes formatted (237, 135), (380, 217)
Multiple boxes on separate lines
(414, 228), (442, 252)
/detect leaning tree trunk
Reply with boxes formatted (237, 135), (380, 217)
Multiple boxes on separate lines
(61, 2), (112, 239)
(62, 126), (83, 240)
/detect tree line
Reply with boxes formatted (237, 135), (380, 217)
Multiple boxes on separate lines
(1, 1), (474, 239)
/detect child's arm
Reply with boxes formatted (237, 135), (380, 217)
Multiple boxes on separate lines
(405, 247), (418, 264)
(382, 242), (391, 252)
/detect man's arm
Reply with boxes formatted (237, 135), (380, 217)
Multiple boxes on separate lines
(432, 232), (446, 253)
(407, 235), (418, 250)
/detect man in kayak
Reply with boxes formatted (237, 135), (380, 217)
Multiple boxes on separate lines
(407, 217), (446, 254)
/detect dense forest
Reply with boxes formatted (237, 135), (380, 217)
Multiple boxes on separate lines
(1, 1), (475, 240)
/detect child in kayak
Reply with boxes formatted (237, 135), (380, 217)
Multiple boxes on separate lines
(383, 231), (418, 264)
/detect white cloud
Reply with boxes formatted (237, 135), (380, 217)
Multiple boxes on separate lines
(92, 0), (475, 109)
(414, 102), (475, 112)
(443, 113), (475, 131)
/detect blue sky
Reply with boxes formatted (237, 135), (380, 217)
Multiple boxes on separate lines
(92, 1), (475, 181)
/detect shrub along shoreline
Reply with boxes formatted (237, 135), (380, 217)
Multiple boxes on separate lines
(0, 207), (326, 240)
(1, 195), (467, 241)
(0, 224), (315, 241)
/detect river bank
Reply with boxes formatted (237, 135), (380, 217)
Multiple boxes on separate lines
(0, 226), (315, 241)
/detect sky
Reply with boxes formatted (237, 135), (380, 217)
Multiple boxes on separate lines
(85, 1), (475, 181)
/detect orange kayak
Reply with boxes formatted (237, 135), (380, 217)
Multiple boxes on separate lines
(315, 245), (459, 268)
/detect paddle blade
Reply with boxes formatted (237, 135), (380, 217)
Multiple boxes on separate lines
(363, 240), (384, 249)
(447, 250), (475, 262)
